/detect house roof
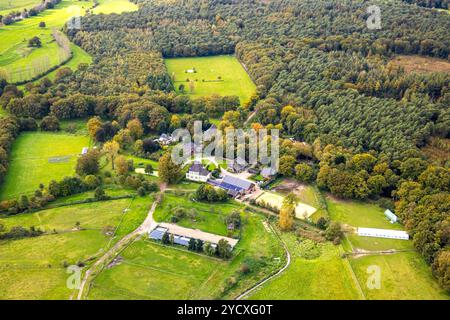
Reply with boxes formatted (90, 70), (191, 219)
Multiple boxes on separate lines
(221, 175), (254, 191)
(261, 167), (277, 177)
(188, 162), (210, 176)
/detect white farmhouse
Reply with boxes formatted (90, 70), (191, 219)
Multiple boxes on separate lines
(186, 162), (211, 182)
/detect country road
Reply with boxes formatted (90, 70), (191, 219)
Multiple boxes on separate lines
(76, 195), (161, 300)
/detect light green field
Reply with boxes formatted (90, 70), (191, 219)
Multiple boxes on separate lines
(0, 132), (90, 200)
(0, 196), (152, 299)
(326, 196), (448, 299)
(93, 0), (138, 14)
(0, 0), (136, 84)
(165, 55), (257, 105)
(0, 0), (95, 83)
(326, 196), (403, 230)
(0, 0), (41, 16)
(249, 232), (362, 300)
(88, 212), (286, 299)
(349, 252), (449, 300)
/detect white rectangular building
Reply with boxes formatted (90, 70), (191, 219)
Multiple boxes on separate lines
(357, 227), (409, 240)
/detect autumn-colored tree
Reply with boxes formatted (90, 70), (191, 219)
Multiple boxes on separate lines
(279, 192), (297, 231)
(158, 152), (182, 184)
(114, 155), (129, 175)
(102, 140), (120, 170)
(87, 117), (102, 140)
(126, 119), (144, 140)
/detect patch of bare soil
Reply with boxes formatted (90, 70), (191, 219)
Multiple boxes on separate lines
(389, 55), (450, 74)
(273, 178), (306, 196)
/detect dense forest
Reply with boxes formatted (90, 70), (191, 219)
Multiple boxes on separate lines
(0, 0), (449, 290)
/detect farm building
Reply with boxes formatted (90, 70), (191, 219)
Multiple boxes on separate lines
(154, 133), (173, 146)
(149, 223), (238, 249)
(219, 175), (255, 197)
(261, 167), (277, 178)
(357, 227), (409, 240)
(384, 209), (398, 223)
(186, 161), (211, 182)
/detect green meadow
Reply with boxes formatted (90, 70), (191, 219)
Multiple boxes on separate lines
(0, 132), (90, 200)
(0, 196), (152, 299)
(325, 196), (449, 300)
(88, 211), (286, 300)
(0, 0), (41, 16)
(165, 55), (257, 104)
(249, 232), (362, 300)
(0, 0), (137, 84)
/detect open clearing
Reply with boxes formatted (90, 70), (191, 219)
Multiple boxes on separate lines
(389, 55), (450, 74)
(248, 232), (362, 300)
(88, 211), (285, 299)
(0, 196), (151, 299)
(0, 0), (136, 83)
(256, 191), (317, 220)
(165, 55), (256, 104)
(326, 196), (449, 300)
(0, 132), (89, 200)
(0, 0), (41, 16)
(92, 0), (138, 14)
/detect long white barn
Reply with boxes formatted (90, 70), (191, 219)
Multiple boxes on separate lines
(357, 227), (409, 240)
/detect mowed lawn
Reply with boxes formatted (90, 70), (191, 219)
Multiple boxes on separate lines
(0, 132), (90, 200)
(165, 55), (256, 104)
(88, 212), (286, 300)
(93, 0), (138, 14)
(0, 196), (152, 299)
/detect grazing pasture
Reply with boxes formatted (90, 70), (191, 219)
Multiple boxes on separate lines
(88, 212), (286, 299)
(0, 0), (95, 83)
(256, 191), (317, 220)
(0, 132), (90, 200)
(92, 0), (138, 14)
(349, 252), (449, 300)
(248, 232), (362, 300)
(0, 196), (151, 299)
(0, 0), (41, 16)
(165, 55), (256, 104)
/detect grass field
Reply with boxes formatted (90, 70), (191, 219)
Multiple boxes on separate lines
(249, 231), (363, 300)
(0, 132), (90, 200)
(165, 55), (257, 105)
(0, 0), (41, 16)
(93, 0), (138, 14)
(0, 196), (151, 299)
(325, 196), (448, 299)
(88, 211), (286, 299)
(0, 0), (136, 84)
(0, 0), (95, 83)
(349, 252), (448, 300)
(154, 192), (243, 236)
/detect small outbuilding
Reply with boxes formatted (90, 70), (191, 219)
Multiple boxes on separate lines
(357, 227), (409, 240)
(384, 209), (398, 223)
